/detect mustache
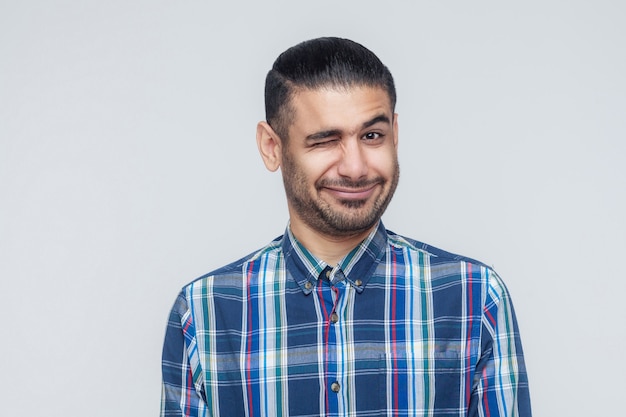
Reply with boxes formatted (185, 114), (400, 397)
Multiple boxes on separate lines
(316, 177), (384, 189)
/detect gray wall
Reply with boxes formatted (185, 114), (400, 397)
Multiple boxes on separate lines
(1, 1), (624, 415)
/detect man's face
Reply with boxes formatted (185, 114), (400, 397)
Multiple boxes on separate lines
(280, 86), (399, 238)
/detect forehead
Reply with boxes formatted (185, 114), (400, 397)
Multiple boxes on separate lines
(288, 86), (393, 134)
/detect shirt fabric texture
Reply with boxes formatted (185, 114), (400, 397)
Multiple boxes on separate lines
(161, 222), (531, 416)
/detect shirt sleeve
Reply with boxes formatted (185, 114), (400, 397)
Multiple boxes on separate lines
(470, 271), (532, 417)
(160, 291), (208, 417)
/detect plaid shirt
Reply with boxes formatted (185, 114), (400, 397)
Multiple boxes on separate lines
(161, 222), (531, 416)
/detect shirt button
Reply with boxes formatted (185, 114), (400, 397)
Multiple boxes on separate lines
(331, 382), (341, 393)
(325, 270), (331, 278)
(304, 281), (313, 290)
(330, 313), (339, 323)
(354, 279), (362, 286)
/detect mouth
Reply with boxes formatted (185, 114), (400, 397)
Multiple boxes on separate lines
(321, 183), (379, 201)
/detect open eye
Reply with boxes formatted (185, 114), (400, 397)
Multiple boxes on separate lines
(363, 132), (383, 141)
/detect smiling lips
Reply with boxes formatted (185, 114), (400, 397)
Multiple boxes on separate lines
(322, 183), (379, 201)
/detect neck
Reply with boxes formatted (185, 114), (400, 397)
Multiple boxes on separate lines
(289, 220), (376, 266)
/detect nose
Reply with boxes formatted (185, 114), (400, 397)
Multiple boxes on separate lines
(337, 138), (368, 180)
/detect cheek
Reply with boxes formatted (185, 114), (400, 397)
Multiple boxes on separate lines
(369, 150), (398, 175)
(301, 157), (336, 182)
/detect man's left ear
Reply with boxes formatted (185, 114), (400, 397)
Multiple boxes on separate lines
(393, 113), (399, 149)
(256, 121), (282, 172)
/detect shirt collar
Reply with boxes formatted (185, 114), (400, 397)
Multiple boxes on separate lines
(283, 221), (388, 295)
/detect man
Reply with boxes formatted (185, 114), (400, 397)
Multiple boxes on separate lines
(161, 37), (531, 416)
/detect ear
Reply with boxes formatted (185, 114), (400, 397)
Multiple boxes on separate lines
(256, 121), (283, 172)
(393, 113), (399, 149)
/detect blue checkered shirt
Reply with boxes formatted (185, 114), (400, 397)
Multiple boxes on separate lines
(161, 222), (531, 416)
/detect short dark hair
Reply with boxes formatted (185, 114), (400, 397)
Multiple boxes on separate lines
(264, 37), (396, 141)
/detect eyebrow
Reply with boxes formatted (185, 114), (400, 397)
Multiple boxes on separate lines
(362, 114), (391, 129)
(305, 114), (391, 141)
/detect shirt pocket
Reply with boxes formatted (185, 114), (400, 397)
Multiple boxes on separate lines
(378, 351), (464, 413)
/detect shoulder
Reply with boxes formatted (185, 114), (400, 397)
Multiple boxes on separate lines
(385, 228), (507, 288)
(386, 229), (514, 306)
(385, 228), (491, 268)
(183, 234), (285, 292)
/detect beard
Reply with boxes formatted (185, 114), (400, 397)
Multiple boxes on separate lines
(281, 150), (400, 238)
